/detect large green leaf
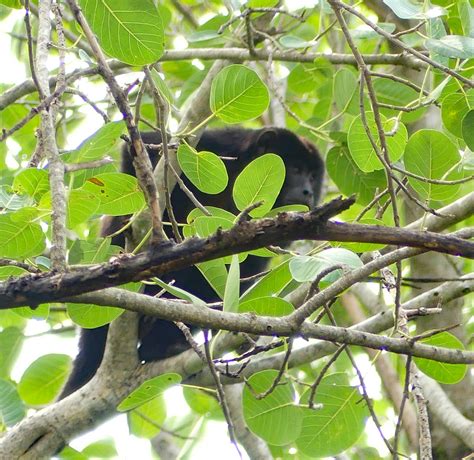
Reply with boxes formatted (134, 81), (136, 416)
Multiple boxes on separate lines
(426, 35), (474, 59)
(0, 214), (45, 259)
(348, 112), (408, 172)
(243, 370), (303, 446)
(462, 110), (474, 151)
(128, 395), (166, 438)
(414, 332), (467, 384)
(67, 303), (124, 328)
(196, 259), (228, 300)
(0, 0), (22, 8)
(233, 154), (285, 217)
(18, 354), (71, 405)
(241, 260), (293, 302)
(67, 189), (100, 228)
(441, 90), (474, 138)
(118, 374), (181, 411)
(0, 186), (32, 211)
(333, 68), (357, 114)
(239, 296), (293, 316)
(81, 172), (145, 215)
(79, 0), (164, 65)
(383, 0), (446, 19)
(326, 146), (387, 205)
(404, 130), (462, 202)
(12, 169), (49, 201)
(0, 380), (25, 427)
(289, 249), (363, 284)
(0, 327), (23, 379)
(223, 255), (240, 313)
(177, 143), (228, 194)
(210, 65), (269, 123)
(67, 122), (124, 164)
(296, 374), (367, 457)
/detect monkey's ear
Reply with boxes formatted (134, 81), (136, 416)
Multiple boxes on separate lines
(255, 128), (279, 154)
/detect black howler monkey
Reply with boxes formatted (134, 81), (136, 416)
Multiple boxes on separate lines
(59, 127), (324, 398)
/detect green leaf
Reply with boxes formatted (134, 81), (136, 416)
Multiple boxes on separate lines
(68, 238), (121, 265)
(333, 68), (357, 113)
(57, 446), (88, 460)
(81, 172), (146, 215)
(352, 23), (396, 39)
(297, 374), (367, 457)
(67, 189), (100, 228)
(12, 169), (49, 200)
(0, 0), (22, 8)
(462, 110), (474, 150)
(241, 260), (292, 301)
(177, 143), (228, 194)
(279, 35), (317, 48)
(118, 374), (181, 411)
(128, 395), (166, 438)
(426, 35), (474, 59)
(67, 282), (138, 327)
(0, 380), (25, 426)
(287, 64), (329, 96)
(289, 249), (363, 283)
(183, 387), (220, 417)
(193, 215), (233, 236)
(326, 146), (387, 205)
(0, 327), (23, 379)
(196, 259), (228, 300)
(18, 354), (71, 405)
(223, 255), (240, 313)
(458, 0), (474, 38)
(383, 0), (446, 19)
(187, 206), (236, 224)
(210, 65), (270, 123)
(348, 113), (408, 172)
(67, 122), (124, 164)
(441, 89), (474, 138)
(67, 303), (124, 328)
(239, 296), (293, 316)
(404, 130), (462, 202)
(0, 185), (33, 210)
(265, 204), (309, 217)
(79, 0), (164, 65)
(374, 77), (426, 122)
(151, 278), (207, 308)
(81, 439), (118, 458)
(233, 154), (285, 217)
(242, 370), (303, 446)
(414, 332), (467, 384)
(0, 214), (45, 259)
(150, 69), (174, 107)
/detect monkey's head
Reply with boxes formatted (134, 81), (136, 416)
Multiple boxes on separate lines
(251, 128), (324, 208)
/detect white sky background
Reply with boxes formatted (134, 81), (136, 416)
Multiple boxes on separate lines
(0, 1), (393, 458)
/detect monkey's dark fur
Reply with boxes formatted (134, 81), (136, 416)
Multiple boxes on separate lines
(59, 127), (324, 398)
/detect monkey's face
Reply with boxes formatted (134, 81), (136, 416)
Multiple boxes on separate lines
(277, 162), (320, 208)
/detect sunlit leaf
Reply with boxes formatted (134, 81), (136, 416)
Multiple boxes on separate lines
(243, 370), (303, 445)
(79, 0), (164, 65)
(118, 374), (181, 411)
(414, 332), (467, 384)
(18, 354), (71, 405)
(210, 65), (270, 123)
(0, 380), (25, 426)
(177, 143), (228, 194)
(233, 154), (285, 217)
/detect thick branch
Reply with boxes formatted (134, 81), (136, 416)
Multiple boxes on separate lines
(0, 49), (425, 110)
(1, 199), (474, 308)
